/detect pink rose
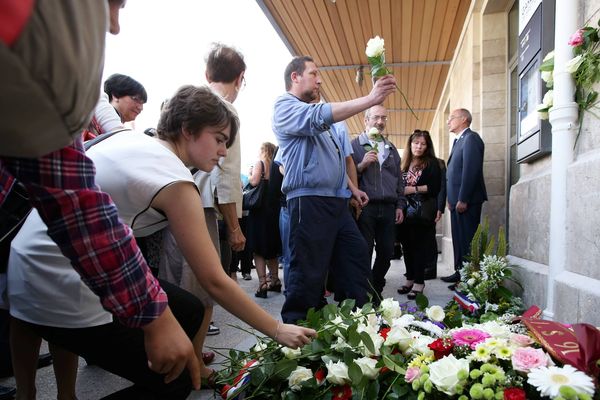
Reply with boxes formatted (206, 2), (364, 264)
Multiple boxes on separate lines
(568, 29), (584, 47)
(404, 366), (421, 383)
(510, 333), (534, 347)
(511, 347), (550, 372)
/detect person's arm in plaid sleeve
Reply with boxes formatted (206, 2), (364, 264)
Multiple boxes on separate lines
(1, 139), (201, 387)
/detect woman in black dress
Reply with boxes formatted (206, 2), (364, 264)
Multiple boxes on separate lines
(247, 142), (282, 298)
(397, 130), (441, 300)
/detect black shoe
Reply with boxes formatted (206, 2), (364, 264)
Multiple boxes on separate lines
(448, 283), (457, 290)
(440, 272), (460, 282)
(0, 385), (16, 400)
(37, 353), (53, 369)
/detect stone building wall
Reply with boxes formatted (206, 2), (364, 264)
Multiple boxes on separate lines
(434, 0), (600, 325)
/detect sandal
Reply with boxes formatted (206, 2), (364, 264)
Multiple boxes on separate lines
(397, 284), (414, 295)
(255, 276), (268, 298)
(407, 287), (424, 300)
(268, 278), (282, 293)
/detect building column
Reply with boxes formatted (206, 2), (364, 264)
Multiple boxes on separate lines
(544, 0), (578, 319)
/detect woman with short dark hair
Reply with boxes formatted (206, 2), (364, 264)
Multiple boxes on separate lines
(104, 73), (147, 123)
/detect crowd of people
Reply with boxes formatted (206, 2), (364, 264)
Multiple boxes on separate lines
(0, 1), (487, 399)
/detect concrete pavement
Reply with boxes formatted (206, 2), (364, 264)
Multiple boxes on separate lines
(0, 257), (455, 399)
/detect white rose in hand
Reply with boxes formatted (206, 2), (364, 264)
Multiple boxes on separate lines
(429, 355), (470, 395)
(288, 366), (313, 391)
(354, 357), (381, 379)
(281, 346), (302, 359)
(326, 360), (350, 385)
(366, 36), (385, 57)
(425, 305), (445, 322)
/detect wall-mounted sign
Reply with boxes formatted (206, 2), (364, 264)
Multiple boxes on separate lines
(519, 0), (543, 34)
(517, 0), (554, 163)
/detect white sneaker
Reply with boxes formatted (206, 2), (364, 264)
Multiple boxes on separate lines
(207, 323), (220, 336)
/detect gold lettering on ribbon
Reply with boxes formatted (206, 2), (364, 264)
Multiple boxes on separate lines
(541, 330), (565, 336)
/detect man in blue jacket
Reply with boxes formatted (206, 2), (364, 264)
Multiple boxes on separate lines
(273, 56), (396, 323)
(442, 108), (487, 288)
(351, 105), (405, 302)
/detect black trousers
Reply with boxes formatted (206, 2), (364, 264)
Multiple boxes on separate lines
(20, 280), (203, 400)
(282, 196), (370, 324)
(450, 202), (482, 270)
(357, 202), (396, 297)
(399, 222), (435, 285)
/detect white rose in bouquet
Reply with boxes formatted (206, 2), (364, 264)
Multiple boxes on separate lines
(326, 360), (350, 385)
(354, 357), (381, 379)
(288, 366), (313, 391)
(365, 35), (385, 57)
(429, 355), (470, 396)
(380, 298), (402, 323)
(425, 305), (445, 322)
(565, 55), (584, 74)
(385, 325), (413, 351)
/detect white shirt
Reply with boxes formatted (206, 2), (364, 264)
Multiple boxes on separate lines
(6, 132), (194, 328)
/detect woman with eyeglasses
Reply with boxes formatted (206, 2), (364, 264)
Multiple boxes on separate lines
(396, 130), (442, 300)
(104, 73), (147, 123)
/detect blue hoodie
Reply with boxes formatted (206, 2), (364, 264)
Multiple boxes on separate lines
(272, 93), (350, 200)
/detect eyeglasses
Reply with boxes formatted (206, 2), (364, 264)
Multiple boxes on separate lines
(130, 95), (145, 104)
(369, 115), (388, 122)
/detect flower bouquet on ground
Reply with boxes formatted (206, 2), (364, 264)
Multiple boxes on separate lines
(215, 296), (599, 399)
(445, 218), (523, 328)
(365, 36), (417, 120)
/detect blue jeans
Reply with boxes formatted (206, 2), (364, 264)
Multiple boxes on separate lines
(279, 206), (291, 292)
(281, 196), (370, 324)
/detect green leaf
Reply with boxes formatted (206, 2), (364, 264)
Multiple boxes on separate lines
(367, 380), (380, 398)
(348, 361), (363, 383)
(359, 331), (376, 355)
(495, 285), (513, 300)
(274, 359), (298, 379)
(415, 293), (429, 310)
(339, 298), (356, 315)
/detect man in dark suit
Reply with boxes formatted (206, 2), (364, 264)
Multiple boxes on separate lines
(441, 109), (487, 288)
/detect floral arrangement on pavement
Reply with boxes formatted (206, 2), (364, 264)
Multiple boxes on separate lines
(215, 296), (599, 399)
(445, 219), (524, 327)
(538, 20), (600, 142)
(365, 36), (417, 119)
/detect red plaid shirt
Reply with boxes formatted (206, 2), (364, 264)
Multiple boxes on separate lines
(0, 138), (167, 327)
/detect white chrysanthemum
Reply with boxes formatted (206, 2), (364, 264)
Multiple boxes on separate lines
(410, 320), (444, 338)
(470, 344), (491, 362)
(475, 320), (511, 339)
(391, 314), (415, 328)
(527, 365), (596, 398)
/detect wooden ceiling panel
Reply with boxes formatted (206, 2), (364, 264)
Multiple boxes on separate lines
(258, 0), (471, 136)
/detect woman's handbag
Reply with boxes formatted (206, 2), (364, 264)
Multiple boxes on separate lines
(405, 193), (437, 224)
(242, 161), (266, 211)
